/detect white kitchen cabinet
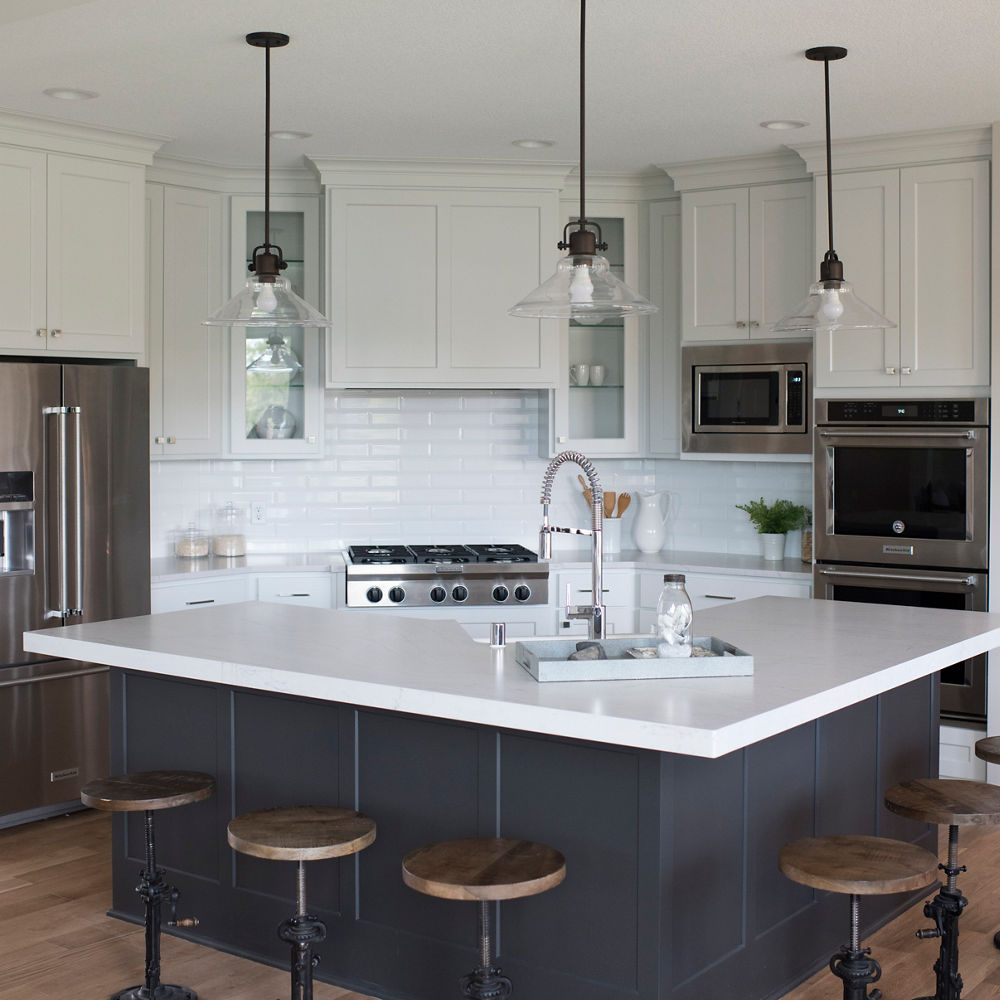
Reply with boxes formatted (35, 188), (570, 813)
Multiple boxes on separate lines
(647, 199), (682, 456)
(147, 183), (224, 458)
(553, 568), (637, 634)
(542, 207), (643, 457)
(322, 185), (560, 388)
(813, 160), (989, 390)
(256, 574), (333, 608)
(681, 181), (812, 343)
(150, 577), (251, 613)
(227, 196), (323, 457)
(152, 572), (339, 613)
(0, 148), (146, 357)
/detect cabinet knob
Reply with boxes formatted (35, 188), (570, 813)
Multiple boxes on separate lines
(884, 366), (898, 376)
(307, 435), (316, 444)
(36, 328), (46, 338)
(154, 436), (166, 444)
(167, 436), (176, 444)
(50, 329), (62, 338)
(749, 320), (760, 328)
(736, 321), (747, 329)
(901, 366), (912, 376)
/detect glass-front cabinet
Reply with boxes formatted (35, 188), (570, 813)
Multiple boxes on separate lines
(543, 205), (642, 456)
(228, 195), (323, 457)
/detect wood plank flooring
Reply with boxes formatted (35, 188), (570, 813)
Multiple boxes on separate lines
(4, 810), (1000, 999)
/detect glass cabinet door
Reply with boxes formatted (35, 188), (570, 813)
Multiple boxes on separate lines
(228, 196), (323, 457)
(549, 208), (641, 456)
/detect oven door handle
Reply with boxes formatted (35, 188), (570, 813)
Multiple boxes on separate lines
(816, 428), (978, 440)
(816, 568), (979, 588)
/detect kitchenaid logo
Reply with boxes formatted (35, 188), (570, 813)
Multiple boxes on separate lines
(883, 544), (914, 555)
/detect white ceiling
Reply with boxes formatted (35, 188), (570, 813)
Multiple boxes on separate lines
(3, 0), (999, 172)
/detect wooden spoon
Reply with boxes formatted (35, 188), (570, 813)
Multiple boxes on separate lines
(617, 493), (631, 518)
(604, 491), (616, 519)
(583, 487), (593, 506)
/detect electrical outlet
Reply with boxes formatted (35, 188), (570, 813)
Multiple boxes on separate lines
(251, 502), (267, 525)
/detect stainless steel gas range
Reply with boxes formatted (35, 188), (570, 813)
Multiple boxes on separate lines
(346, 544), (549, 609)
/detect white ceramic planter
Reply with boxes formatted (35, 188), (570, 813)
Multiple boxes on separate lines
(759, 532), (786, 561)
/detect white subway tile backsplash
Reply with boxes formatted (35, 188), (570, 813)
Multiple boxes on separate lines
(149, 390), (813, 558)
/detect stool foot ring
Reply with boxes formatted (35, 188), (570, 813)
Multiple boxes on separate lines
(829, 945), (882, 1000)
(460, 966), (512, 1000)
(278, 915), (326, 1000)
(110, 985), (197, 1000)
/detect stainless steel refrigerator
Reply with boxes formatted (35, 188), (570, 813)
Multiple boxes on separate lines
(0, 361), (149, 827)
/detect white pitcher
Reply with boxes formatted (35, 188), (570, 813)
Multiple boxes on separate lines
(633, 489), (671, 554)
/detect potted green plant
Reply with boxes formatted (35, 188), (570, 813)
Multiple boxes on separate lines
(735, 498), (811, 561)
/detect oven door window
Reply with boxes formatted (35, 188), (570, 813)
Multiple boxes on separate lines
(697, 370), (779, 428)
(832, 445), (968, 539)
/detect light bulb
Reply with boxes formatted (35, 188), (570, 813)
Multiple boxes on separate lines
(256, 282), (278, 314)
(819, 287), (845, 322)
(568, 263), (594, 304)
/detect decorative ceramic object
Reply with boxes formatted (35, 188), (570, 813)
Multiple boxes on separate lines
(760, 532), (786, 561)
(602, 518), (621, 554)
(633, 489), (670, 554)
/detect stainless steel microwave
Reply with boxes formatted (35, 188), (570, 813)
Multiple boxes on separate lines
(681, 341), (812, 455)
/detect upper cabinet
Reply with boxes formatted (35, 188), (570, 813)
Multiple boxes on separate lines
(811, 160), (989, 390)
(310, 159), (567, 388)
(0, 148), (147, 357)
(680, 181), (812, 343)
(147, 183), (224, 459)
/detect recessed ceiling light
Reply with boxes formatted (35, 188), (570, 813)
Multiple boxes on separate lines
(760, 119), (808, 131)
(270, 129), (312, 140)
(512, 138), (555, 149)
(44, 87), (98, 101)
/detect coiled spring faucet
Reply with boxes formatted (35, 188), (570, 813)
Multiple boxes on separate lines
(539, 450), (605, 639)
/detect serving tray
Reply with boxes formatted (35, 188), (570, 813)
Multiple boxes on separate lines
(514, 634), (753, 683)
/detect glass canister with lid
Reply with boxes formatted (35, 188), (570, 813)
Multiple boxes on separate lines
(175, 523), (210, 559)
(212, 501), (247, 557)
(656, 573), (693, 657)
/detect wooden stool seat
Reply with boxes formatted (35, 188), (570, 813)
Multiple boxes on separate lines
(227, 806), (376, 861)
(975, 735), (1000, 765)
(884, 778), (1000, 826)
(779, 834), (940, 895)
(402, 837), (566, 902)
(81, 770), (215, 812)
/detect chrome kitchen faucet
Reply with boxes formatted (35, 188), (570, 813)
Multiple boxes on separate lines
(539, 450), (606, 639)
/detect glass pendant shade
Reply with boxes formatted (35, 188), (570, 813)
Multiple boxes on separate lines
(205, 273), (330, 328)
(246, 333), (302, 378)
(509, 253), (657, 321)
(772, 278), (895, 333)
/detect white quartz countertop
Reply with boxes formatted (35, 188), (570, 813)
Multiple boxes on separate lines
(151, 552), (346, 582)
(24, 597), (1000, 758)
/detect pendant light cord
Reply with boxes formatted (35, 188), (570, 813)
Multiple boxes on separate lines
(264, 42), (272, 252)
(823, 55), (834, 257)
(578, 0), (587, 228)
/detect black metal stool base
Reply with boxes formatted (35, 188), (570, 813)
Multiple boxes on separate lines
(110, 984), (197, 1000)
(277, 912), (326, 1000)
(460, 966), (512, 1000)
(829, 944), (882, 1000)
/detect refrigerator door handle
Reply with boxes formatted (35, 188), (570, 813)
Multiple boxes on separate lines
(68, 405), (83, 618)
(43, 406), (83, 620)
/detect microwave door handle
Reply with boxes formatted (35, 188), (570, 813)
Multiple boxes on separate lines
(817, 568), (979, 588)
(817, 429), (978, 440)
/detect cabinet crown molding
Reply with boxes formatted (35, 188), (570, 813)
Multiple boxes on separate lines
(306, 155), (574, 190)
(788, 125), (992, 174)
(0, 107), (165, 164)
(659, 150), (808, 191)
(148, 155), (321, 194)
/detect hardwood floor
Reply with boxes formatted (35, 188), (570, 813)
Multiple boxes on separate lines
(3, 810), (1000, 999)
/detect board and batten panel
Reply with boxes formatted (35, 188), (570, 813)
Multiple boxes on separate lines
(681, 188), (749, 342)
(334, 199), (439, 373)
(46, 155), (145, 353)
(813, 169), (901, 389)
(0, 147), (46, 350)
(750, 181), (813, 337)
(900, 160), (989, 386)
(448, 201), (542, 369)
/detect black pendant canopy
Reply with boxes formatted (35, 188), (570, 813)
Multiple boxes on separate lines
(772, 45), (897, 333)
(205, 31), (330, 328)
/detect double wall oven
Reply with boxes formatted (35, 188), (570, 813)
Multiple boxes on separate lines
(813, 398), (989, 721)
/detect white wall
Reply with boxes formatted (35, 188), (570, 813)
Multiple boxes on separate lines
(150, 388), (812, 558)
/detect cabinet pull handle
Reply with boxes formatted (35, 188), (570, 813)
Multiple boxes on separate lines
(749, 320), (760, 328)
(704, 593), (736, 600)
(36, 328), (46, 338)
(884, 366), (898, 375)
(277, 593), (311, 598)
(51, 329), (62, 338)
(578, 588), (611, 594)
(901, 366), (912, 375)
(185, 599), (215, 606)
(736, 320), (747, 329)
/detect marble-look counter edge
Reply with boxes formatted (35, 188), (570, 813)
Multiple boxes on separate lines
(151, 552), (346, 582)
(24, 598), (1000, 758)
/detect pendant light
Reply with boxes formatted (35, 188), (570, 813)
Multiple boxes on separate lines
(772, 47), (896, 333)
(204, 32), (330, 329)
(508, 0), (656, 322)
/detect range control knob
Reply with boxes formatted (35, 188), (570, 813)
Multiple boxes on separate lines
(492, 585), (509, 603)
(366, 587), (383, 604)
(430, 586), (447, 603)
(452, 585), (469, 603)
(388, 586), (405, 604)
(514, 585), (531, 602)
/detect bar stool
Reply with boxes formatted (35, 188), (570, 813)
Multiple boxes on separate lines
(227, 806), (376, 1000)
(402, 837), (565, 1000)
(974, 736), (1000, 948)
(884, 777), (1000, 1000)
(81, 770), (216, 1000)
(779, 834), (939, 1000)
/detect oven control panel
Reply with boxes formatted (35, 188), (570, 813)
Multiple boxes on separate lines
(824, 399), (983, 423)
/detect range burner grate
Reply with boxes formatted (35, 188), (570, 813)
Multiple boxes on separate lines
(347, 544), (415, 565)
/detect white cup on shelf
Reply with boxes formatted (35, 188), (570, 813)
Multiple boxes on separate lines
(569, 363), (590, 386)
(589, 364), (606, 386)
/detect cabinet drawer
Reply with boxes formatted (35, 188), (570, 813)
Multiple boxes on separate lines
(557, 570), (636, 608)
(555, 606), (636, 636)
(256, 575), (333, 608)
(682, 573), (810, 611)
(151, 577), (251, 613)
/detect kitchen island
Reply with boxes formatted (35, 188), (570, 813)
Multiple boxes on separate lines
(24, 598), (1000, 1000)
